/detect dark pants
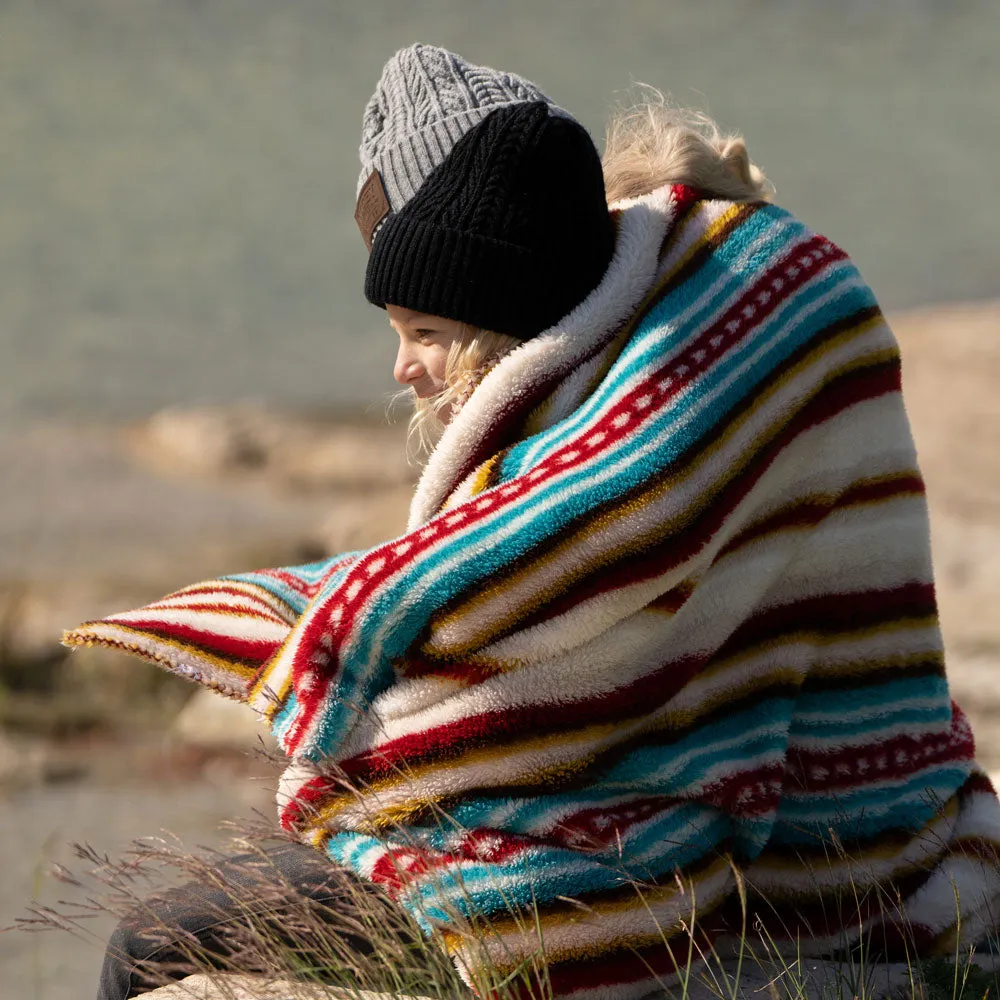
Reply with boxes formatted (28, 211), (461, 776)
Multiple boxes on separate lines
(96, 842), (390, 1000)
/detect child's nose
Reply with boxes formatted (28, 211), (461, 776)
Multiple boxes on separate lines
(394, 344), (425, 385)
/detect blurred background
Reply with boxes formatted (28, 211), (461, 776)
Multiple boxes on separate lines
(1, 1), (998, 995)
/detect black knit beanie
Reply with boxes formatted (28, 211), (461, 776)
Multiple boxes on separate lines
(363, 102), (615, 340)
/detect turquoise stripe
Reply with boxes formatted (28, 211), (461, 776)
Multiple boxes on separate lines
(402, 847), (615, 919)
(513, 206), (807, 470)
(326, 831), (384, 873)
(326, 261), (874, 740)
(443, 718), (786, 833)
(271, 691), (299, 743)
(601, 702), (792, 788)
(394, 811), (733, 931)
(771, 765), (971, 843)
(626, 805), (732, 867)
(792, 674), (950, 721)
(445, 785), (687, 836)
(399, 818), (727, 924)
(299, 225), (876, 758)
(227, 553), (359, 614)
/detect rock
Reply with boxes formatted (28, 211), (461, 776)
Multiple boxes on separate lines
(170, 688), (276, 753)
(894, 301), (1000, 523)
(927, 514), (1000, 655)
(0, 729), (32, 788)
(142, 974), (434, 1000)
(0, 729), (66, 789)
(0, 582), (79, 689)
(129, 406), (414, 492)
(313, 487), (413, 554)
(274, 424), (415, 492)
(126, 957), (976, 1000)
(0, 577), (168, 683)
(137, 406), (272, 474)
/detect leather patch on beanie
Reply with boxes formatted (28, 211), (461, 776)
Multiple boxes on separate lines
(355, 170), (391, 250)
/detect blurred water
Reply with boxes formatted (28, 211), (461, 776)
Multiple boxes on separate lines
(2, 0), (998, 424)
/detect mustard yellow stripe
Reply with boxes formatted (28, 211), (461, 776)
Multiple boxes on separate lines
(170, 579), (299, 624)
(308, 664), (808, 828)
(65, 623), (259, 681)
(248, 632), (298, 706)
(719, 468), (925, 553)
(469, 453), (503, 499)
(657, 201), (748, 289)
(424, 315), (894, 655)
(441, 853), (733, 966)
(307, 718), (627, 829)
(797, 645), (943, 683)
(697, 617), (941, 689)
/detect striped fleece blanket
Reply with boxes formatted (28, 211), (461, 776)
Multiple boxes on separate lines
(66, 185), (1000, 999)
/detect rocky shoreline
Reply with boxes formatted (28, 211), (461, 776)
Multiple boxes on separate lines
(1, 300), (999, 999)
(0, 409), (415, 998)
(0, 409), (414, 749)
(4, 302), (1000, 762)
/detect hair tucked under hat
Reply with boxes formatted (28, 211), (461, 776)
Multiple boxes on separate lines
(364, 101), (616, 340)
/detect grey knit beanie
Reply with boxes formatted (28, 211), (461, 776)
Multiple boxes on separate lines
(357, 43), (571, 218)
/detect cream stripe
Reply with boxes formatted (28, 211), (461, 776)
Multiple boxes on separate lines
(106, 606), (291, 642)
(408, 186), (677, 529)
(439, 311), (888, 658)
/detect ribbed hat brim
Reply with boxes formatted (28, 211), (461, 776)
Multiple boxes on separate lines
(365, 214), (560, 339)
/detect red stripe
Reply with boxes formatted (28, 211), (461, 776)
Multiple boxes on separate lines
(281, 232), (851, 752)
(134, 600), (290, 625)
(495, 351), (900, 635)
(367, 830), (537, 893)
(786, 709), (974, 794)
(113, 619), (281, 665)
(538, 927), (721, 997)
(718, 581), (936, 661)
(716, 473), (925, 562)
(270, 564), (351, 595)
(334, 584), (934, 785)
(701, 762), (786, 817)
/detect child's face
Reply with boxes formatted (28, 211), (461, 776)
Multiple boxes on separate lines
(386, 304), (464, 400)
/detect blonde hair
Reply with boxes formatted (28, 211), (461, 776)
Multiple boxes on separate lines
(392, 326), (521, 460)
(396, 94), (770, 462)
(602, 88), (772, 204)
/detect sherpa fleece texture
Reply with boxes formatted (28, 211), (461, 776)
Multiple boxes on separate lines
(66, 186), (1000, 1000)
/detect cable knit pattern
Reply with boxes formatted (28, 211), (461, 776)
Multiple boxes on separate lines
(357, 43), (566, 212)
(365, 102), (615, 339)
(66, 188), (1000, 1000)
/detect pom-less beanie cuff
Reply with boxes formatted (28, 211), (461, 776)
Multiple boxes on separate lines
(365, 214), (605, 339)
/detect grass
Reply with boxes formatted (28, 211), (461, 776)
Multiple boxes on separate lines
(8, 800), (1000, 1000)
(6, 741), (999, 1000)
